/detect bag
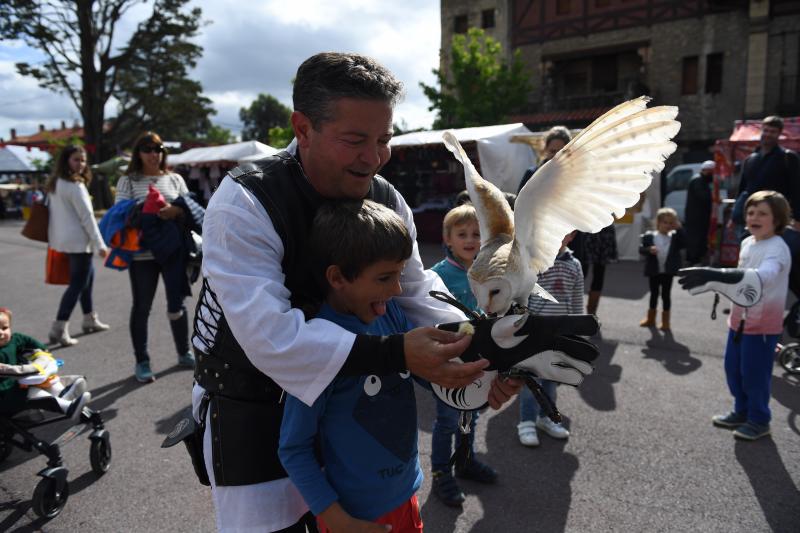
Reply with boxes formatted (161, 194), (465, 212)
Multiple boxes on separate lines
(45, 247), (70, 285)
(21, 201), (49, 242)
(731, 190), (748, 226)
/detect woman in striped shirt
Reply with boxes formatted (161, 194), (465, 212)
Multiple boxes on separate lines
(115, 132), (195, 383)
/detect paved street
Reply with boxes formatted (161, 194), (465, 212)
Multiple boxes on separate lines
(1, 219), (798, 532)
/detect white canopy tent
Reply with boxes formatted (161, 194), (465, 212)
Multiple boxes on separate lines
(167, 141), (278, 167)
(390, 123), (536, 192)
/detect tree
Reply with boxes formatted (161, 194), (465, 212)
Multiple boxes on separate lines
(196, 124), (237, 145)
(0, 0), (211, 158)
(421, 27), (531, 129)
(240, 94), (292, 144)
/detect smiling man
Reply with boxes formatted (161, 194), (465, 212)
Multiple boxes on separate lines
(187, 53), (522, 533)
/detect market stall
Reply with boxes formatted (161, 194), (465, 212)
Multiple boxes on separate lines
(167, 141), (278, 204)
(382, 124), (535, 242)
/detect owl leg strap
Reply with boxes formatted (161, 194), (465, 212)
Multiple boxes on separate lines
(448, 411), (473, 470)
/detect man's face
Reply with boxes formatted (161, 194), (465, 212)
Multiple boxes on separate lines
(761, 125), (781, 150)
(544, 138), (566, 160)
(293, 98), (393, 200)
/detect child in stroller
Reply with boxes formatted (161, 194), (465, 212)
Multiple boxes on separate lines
(0, 307), (111, 519)
(0, 307), (91, 419)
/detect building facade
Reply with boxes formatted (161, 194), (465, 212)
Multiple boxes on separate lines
(440, 0), (800, 164)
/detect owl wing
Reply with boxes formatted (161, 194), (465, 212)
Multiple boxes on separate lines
(442, 130), (514, 246)
(514, 96), (680, 276)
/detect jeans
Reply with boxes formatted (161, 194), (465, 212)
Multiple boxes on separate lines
(430, 397), (478, 473)
(56, 253), (94, 320)
(723, 329), (779, 425)
(128, 259), (189, 363)
(519, 379), (557, 423)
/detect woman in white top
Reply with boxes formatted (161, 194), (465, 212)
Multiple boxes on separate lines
(114, 132), (195, 383)
(47, 145), (110, 346)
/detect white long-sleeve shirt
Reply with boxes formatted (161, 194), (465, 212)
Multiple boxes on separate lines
(47, 179), (106, 254)
(192, 151), (465, 532)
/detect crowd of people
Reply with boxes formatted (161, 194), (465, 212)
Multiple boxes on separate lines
(2, 51), (798, 533)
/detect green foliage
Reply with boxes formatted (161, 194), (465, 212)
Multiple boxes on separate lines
(0, 0), (212, 158)
(240, 94), (292, 144)
(196, 124), (237, 145)
(266, 125), (294, 149)
(420, 28), (531, 129)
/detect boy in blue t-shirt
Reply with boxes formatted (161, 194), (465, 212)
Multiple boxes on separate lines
(279, 200), (423, 533)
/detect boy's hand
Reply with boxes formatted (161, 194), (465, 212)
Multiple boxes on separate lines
(649, 246), (657, 255)
(319, 502), (391, 533)
(403, 327), (488, 389)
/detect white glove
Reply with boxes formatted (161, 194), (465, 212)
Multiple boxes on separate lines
(512, 350), (595, 386)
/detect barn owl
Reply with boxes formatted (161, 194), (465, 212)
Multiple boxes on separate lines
(442, 96), (680, 316)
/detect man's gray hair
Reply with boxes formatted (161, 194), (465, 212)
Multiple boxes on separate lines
(545, 125), (572, 147)
(293, 52), (404, 128)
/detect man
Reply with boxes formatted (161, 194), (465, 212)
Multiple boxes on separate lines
(737, 116), (800, 229)
(684, 160), (715, 265)
(517, 125), (571, 193)
(190, 53), (520, 533)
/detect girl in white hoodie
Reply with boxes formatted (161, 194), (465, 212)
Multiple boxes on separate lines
(46, 145), (109, 346)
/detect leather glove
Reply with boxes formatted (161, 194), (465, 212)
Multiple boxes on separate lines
(677, 267), (762, 307)
(511, 343), (596, 386)
(437, 312), (600, 374)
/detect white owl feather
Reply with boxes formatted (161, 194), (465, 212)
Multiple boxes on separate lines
(442, 96), (680, 315)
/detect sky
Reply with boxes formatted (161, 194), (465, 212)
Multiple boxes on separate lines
(0, 0), (441, 143)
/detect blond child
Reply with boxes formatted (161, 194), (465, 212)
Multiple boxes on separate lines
(639, 207), (686, 330)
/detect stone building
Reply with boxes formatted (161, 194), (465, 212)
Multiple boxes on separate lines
(440, 0), (800, 164)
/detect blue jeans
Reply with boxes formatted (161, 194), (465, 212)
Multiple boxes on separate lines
(128, 259), (189, 363)
(723, 329), (778, 426)
(519, 379), (557, 423)
(56, 253), (94, 321)
(430, 397), (478, 473)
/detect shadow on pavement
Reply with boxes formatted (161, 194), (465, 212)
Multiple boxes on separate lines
(641, 329), (702, 375)
(771, 372), (800, 437)
(734, 438), (800, 532)
(469, 406), (577, 533)
(154, 406), (193, 435)
(578, 337), (621, 412)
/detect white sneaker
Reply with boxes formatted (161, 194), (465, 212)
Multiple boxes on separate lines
(517, 421), (540, 447)
(536, 416), (570, 439)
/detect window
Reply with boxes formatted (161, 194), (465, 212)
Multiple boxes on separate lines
(481, 9), (495, 29)
(705, 53), (723, 94)
(557, 0), (571, 15)
(595, 0), (611, 6)
(454, 14), (468, 34)
(681, 56), (698, 95)
(592, 54), (618, 92)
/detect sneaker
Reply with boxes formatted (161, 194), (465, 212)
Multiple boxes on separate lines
(733, 422), (771, 441)
(65, 391), (91, 421)
(59, 377), (88, 401)
(712, 411), (747, 429)
(177, 351), (196, 369)
(431, 470), (465, 507)
(517, 421), (540, 447)
(135, 361), (156, 383)
(536, 416), (570, 439)
(455, 458), (497, 484)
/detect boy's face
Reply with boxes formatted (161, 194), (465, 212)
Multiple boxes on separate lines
(331, 259), (406, 324)
(746, 201), (777, 240)
(0, 313), (10, 347)
(561, 231), (576, 248)
(445, 221), (481, 265)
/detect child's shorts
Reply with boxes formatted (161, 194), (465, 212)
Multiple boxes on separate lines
(317, 494), (423, 533)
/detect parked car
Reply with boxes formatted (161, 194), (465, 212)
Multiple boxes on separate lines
(663, 163), (729, 222)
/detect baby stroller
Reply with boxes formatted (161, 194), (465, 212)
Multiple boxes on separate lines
(778, 301), (800, 375)
(0, 371), (111, 519)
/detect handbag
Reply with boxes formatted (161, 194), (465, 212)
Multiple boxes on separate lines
(21, 199), (49, 242)
(45, 247), (70, 285)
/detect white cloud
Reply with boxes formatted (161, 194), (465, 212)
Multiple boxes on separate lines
(0, 0), (442, 141)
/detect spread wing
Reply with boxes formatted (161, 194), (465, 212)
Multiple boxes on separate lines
(442, 130), (514, 246)
(515, 96), (680, 276)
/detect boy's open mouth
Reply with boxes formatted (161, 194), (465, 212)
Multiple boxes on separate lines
(371, 301), (387, 316)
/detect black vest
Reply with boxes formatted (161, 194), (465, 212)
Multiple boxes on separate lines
(192, 151), (397, 486)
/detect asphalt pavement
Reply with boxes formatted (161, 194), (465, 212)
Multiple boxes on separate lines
(1, 219), (798, 532)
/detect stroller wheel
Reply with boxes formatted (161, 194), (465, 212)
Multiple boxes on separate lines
(779, 343), (800, 375)
(32, 476), (69, 519)
(90, 437), (112, 475)
(0, 434), (11, 463)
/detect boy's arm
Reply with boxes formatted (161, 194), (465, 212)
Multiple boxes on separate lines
(278, 392), (340, 518)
